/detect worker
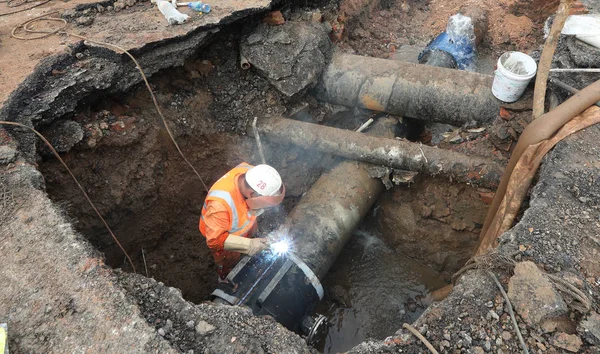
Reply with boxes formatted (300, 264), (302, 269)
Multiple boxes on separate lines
(199, 162), (285, 280)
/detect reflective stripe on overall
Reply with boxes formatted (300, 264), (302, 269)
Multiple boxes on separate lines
(199, 162), (256, 236)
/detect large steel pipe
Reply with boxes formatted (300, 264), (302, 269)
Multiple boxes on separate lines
(211, 119), (395, 336)
(314, 52), (500, 126)
(252, 116), (503, 189)
(277, 159), (383, 279)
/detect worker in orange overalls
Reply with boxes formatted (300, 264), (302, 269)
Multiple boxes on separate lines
(199, 163), (285, 280)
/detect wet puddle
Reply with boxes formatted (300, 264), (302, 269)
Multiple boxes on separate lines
(314, 217), (447, 353)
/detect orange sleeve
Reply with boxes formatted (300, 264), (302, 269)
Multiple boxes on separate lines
(202, 202), (231, 251)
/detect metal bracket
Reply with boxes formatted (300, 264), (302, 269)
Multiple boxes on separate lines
(288, 253), (324, 300)
(211, 289), (240, 305)
(257, 259), (294, 304)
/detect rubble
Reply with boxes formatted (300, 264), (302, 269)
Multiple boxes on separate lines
(118, 272), (315, 353)
(194, 320), (216, 336)
(240, 20), (332, 97)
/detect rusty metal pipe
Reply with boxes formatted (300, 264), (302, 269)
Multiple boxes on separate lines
(274, 118), (394, 279)
(314, 52), (500, 126)
(277, 159), (384, 280)
(252, 116), (503, 189)
(240, 51), (251, 70)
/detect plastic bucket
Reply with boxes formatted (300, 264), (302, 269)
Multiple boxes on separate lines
(491, 51), (537, 103)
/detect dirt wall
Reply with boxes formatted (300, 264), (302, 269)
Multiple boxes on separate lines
(376, 177), (489, 276)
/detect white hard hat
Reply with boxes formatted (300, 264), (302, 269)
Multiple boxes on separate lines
(245, 164), (282, 196)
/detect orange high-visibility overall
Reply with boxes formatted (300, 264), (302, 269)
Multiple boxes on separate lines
(199, 163), (258, 279)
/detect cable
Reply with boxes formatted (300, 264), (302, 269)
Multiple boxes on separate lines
(11, 11), (66, 40)
(0, 0), (51, 17)
(487, 270), (529, 354)
(0, 121), (137, 273)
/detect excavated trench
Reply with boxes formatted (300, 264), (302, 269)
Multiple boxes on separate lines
(36, 29), (490, 350)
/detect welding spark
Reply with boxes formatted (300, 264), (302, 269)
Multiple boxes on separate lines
(270, 240), (290, 256)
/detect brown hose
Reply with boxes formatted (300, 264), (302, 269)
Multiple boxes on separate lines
(402, 323), (439, 354)
(532, 0), (573, 119)
(478, 79), (600, 253)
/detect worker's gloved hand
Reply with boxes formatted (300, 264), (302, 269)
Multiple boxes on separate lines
(223, 235), (269, 256)
(247, 238), (269, 256)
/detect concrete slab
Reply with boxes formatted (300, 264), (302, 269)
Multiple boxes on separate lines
(0, 0), (273, 105)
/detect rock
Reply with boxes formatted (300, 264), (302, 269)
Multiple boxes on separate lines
(76, 16), (94, 27)
(41, 120), (84, 153)
(471, 347), (484, 354)
(186, 320), (195, 329)
(125, 0), (136, 6)
(540, 316), (575, 333)
(478, 191), (495, 205)
(263, 11), (285, 25)
(113, 1), (125, 11)
(507, 261), (568, 326)
(197, 60), (214, 76)
(61, 9), (79, 19)
(195, 320), (216, 335)
(461, 332), (472, 347)
(311, 11), (323, 23)
(157, 328), (166, 336)
(0, 145), (17, 164)
(449, 134), (464, 144)
(240, 21), (332, 97)
(501, 331), (511, 341)
(483, 340), (492, 351)
(552, 332), (582, 353)
(579, 311), (600, 345)
(536, 342), (547, 351)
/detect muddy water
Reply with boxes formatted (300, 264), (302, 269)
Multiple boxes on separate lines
(314, 219), (447, 353)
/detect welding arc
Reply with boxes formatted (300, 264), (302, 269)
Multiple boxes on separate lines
(0, 120), (137, 274)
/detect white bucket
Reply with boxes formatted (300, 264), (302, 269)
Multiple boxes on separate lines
(491, 51), (537, 103)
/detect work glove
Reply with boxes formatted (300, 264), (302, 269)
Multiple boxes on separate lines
(247, 238), (269, 256)
(223, 235), (269, 256)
